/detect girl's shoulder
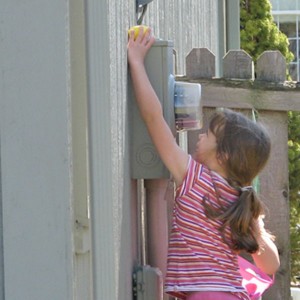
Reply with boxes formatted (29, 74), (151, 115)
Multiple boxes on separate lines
(188, 158), (239, 198)
(176, 157), (212, 195)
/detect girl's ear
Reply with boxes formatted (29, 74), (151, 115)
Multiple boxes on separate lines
(217, 151), (229, 165)
(216, 152), (229, 179)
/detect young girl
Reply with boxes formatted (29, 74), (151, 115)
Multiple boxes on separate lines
(127, 28), (280, 300)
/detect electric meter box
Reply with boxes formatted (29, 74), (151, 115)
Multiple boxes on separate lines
(129, 40), (175, 179)
(129, 40), (202, 179)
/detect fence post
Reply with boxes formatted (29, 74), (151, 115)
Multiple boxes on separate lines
(258, 110), (290, 300)
(256, 50), (286, 82)
(223, 50), (254, 80)
(255, 51), (289, 300)
(186, 48), (215, 79)
(185, 48), (216, 157)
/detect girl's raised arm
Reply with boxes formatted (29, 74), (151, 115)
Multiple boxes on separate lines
(127, 28), (189, 186)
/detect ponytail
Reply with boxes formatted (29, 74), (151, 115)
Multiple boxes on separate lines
(203, 109), (272, 253)
(204, 186), (264, 253)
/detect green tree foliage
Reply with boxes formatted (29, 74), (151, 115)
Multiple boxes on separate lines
(240, 0), (293, 63)
(288, 111), (300, 281)
(240, 0), (299, 281)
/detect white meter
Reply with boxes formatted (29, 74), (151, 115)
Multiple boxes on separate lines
(174, 81), (202, 131)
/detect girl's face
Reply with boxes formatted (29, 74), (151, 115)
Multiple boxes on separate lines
(194, 129), (218, 165)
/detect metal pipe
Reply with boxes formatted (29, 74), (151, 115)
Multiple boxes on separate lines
(217, 0), (226, 77)
(137, 179), (147, 266)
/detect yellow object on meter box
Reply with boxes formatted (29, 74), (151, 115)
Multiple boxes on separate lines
(128, 25), (149, 40)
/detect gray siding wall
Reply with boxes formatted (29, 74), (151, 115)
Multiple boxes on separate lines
(0, 1), (74, 299)
(144, 0), (218, 74)
(86, 0), (134, 299)
(0, 0), (220, 299)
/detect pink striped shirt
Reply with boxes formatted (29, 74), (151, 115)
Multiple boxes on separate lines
(165, 157), (250, 300)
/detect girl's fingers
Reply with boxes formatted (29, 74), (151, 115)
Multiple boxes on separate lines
(140, 28), (155, 49)
(143, 28), (152, 43)
(135, 26), (145, 42)
(128, 26), (155, 52)
(145, 35), (155, 49)
(136, 27), (152, 42)
(150, 35), (156, 45)
(128, 30), (135, 41)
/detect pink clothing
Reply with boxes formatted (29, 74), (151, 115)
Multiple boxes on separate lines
(187, 291), (241, 300)
(165, 157), (249, 300)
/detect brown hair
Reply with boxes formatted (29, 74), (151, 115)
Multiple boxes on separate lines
(204, 109), (271, 253)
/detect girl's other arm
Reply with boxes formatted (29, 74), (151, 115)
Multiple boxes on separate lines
(252, 235), (280, 275)
(127, 28), (189, 186)
(251, 217), (280, 275)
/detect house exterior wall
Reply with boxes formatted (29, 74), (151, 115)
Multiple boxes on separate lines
(85, 0), (134, 299)
(0, 0), (232, 300)
(270, 0), (300, 81)
(144, 0), (218, 75)
(0, 1), (74, 299)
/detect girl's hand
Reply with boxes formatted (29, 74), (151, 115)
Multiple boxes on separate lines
(251, 215), (280, 275)
(127, 27), (156, 67)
